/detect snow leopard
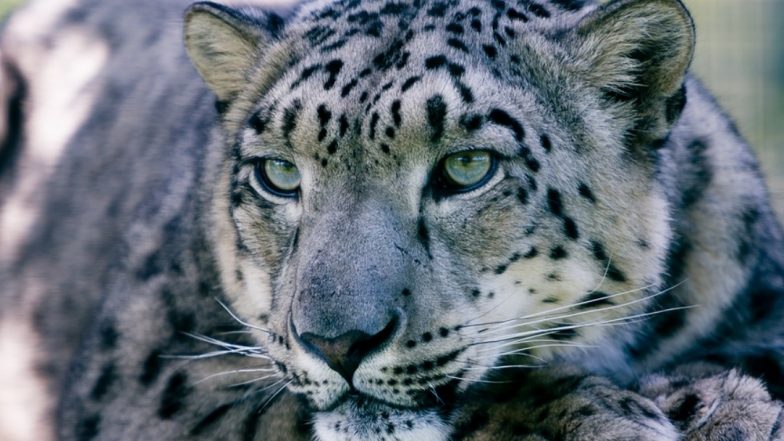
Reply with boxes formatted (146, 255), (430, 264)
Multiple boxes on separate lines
(1, 0), (783, 439)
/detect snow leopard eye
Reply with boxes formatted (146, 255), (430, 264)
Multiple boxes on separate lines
(255, 158), (301, 198)
(439, 150), (497, 193)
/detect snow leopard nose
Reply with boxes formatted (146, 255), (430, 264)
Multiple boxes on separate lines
(299, 317), (398, 383)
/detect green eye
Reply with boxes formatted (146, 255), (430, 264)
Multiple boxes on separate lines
(256, 158), (301, 197)
(441, 150), (495, 191)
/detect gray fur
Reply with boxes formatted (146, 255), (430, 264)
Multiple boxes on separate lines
(1, 0), (783, 439)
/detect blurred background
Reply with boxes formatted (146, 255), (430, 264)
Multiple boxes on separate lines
(0, 0), (782, 215)
(684, 0), (784, 218)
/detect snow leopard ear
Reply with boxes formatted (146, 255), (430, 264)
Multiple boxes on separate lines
(569, 0), (694, 148)
(184, 2), (284, 101)
(572, 0), (695, 100)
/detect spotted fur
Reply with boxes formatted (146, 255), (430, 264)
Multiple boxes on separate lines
(1, 0), (783, 439)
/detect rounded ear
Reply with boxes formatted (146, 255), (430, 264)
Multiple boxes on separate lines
(571, 0), (695, 101)
(184, 2), (284, 101)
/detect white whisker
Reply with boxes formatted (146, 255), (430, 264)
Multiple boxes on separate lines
(196, 367), (279, 384)
(476, 281), (687, 338)
(215, 298), (272, 335)
(460, 283), (656, 331)
(444, 374), (511, 384)
(472, 305), (698, 350)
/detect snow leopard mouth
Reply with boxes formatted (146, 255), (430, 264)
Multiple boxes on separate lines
(325, 379), (461, 413)
(312, 393), (453, 441)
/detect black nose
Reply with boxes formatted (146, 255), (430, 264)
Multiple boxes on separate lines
(300, 318), (397, 383)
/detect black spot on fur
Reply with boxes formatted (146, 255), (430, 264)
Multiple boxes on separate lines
(401, 76), (421, 92)
(291, 64), (321, 89)
(540, 134), (552, 152)
(327, 139), (338, 154)
(425, 55), (447, 70)
(520, 146), (540, 172)
(578, 183), (596, 203)
(563, 217), (579, 240)
(471, 19), (482, 32)
(524, 247), (538, 259)
(447, 38), (469, 53)
(317, 104), (331, 128)
(90, 362), (116, 401)
(137, 250), (162, 280)
(427, 2), (448, 17)
(665, 84), (688, 124)
(455, 82), (474, 103)
(738, 208), (761, 262)
(191, 403), (234, 435)
(158, 371), (190, 419)
(576, 291), (614, 309)
(528, 3), (551, 18)
(506, 8), (528, 21)
(526, 174), (538, 192)
(607, 265), (627, 282)
(282, 100), (302, 142)
(488, 108), (524, 141)
(341, 79), (358, 97)
(339, 114), (350, 137)
(373, 39), (406, 71)
(249, 111), (268, 134)
(460, 114), (483, 131)
(681, 139), (712, 208)
(99, 321), (118, 351)
(493, 31), (507, 46)
(76, 414), (100, 441)
(590, 241), (608, 262)
(365, 21), (383, 37)
(305, 26), (335, 46)
(550, 0), (585, 11)
(550, 327), (577, 340)
(139, 349), (163, 386)
(426, 95), (447, 143)
(546, 188), (563, 216)
(380, 2), (408, 15)
(321, 39), (348, 52)
(0, 64), (25, 178)
(369, 112), (380, 140)
(391, 100), (402, 127)
(446, 23), (464, 34)
(667, 393), (701, 422)
(549, 246), (568, 260)
(517, 187), (529, 205)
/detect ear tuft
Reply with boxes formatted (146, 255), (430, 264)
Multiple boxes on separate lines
(573, 0), (695, 101)
(184, 2), (281, 101)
